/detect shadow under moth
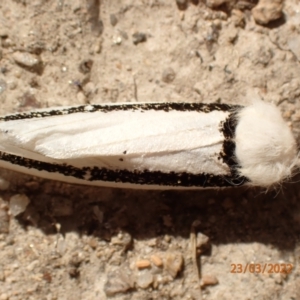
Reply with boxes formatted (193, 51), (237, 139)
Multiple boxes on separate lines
(0, 101), (297, 189)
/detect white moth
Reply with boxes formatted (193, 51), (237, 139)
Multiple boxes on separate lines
(0, 101), (297, 189)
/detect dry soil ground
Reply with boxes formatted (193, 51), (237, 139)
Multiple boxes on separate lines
(0, 0), (300, 299)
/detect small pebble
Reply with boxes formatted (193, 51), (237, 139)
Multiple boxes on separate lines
(151, 255), (163, 267)
(110, 14), (118, 26)
(104, 269), (133, 296)
(14, 70), (22, 78)
(136, 271), (154, 289)
(196, 232), (210, 250)
(56, 236), (66, 255)
(201, 274), (219, 287)
(165, 252), (183, 278)
(9, 194), (30, 216)
(94, 38), (103, 53)
(12, 51), (42, 72)
(132, 32), (147, 45)
(88, 238), (98, 249)
(113, 36), (122, 45)
(111, 232), (132, 249)
(76, 91), (86, 104)
(164, 235), (171, 243)
(162, 67), (176, 83)
(252, 0), (283, 25)
(136, 259), (151, 269)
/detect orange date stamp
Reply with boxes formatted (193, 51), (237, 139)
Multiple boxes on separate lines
(230, 263), (293, 274)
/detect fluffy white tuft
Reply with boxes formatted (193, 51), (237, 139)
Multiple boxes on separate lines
(235, 101), (297, 187)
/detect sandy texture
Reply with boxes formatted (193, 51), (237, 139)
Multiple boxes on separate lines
(0, 0), (300, 299)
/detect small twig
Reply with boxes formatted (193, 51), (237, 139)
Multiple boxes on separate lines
(190, 220), (202, 299)
(133, 76), (138, 101)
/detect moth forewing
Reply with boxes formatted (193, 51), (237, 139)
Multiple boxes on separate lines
(0, 101), (297, 189)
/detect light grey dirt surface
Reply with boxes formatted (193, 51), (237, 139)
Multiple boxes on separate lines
(0, 1), (300, 299)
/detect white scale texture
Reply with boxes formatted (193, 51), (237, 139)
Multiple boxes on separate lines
(0, 101), (297, 189)
(0, 109), (230, 175)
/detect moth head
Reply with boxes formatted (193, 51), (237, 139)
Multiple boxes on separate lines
(235, 101), (297, 187)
